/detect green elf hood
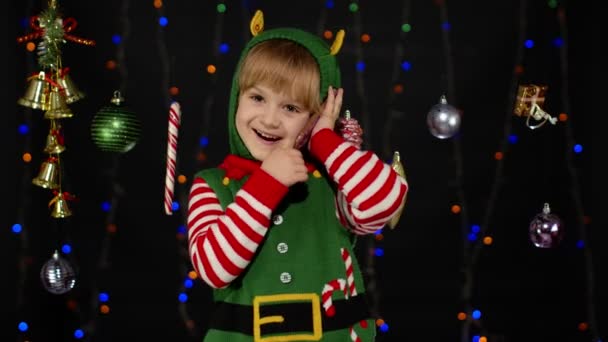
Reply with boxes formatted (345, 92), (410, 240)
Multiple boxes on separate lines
(227, 16), (343, 159)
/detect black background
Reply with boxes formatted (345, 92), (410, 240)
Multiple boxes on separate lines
(3, 0), (602, 341)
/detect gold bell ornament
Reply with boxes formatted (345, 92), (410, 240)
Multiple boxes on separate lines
(44, 87), (74, 120)
(57, 68), (85, 104)
(18, 71), (50, 110)
(32, 156), (61, 190)
(43, 121), (66, 154)
(387, 151), (407, 229)
(49, 191), (74, 219)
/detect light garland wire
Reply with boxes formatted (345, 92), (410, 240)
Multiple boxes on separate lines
(15, 0), (37, 339)
(431, 1), (476, 341)
(75, 0), (132, 339)
(151, 1), (197, 337)
(459, 0), (527, 339)
(381, 0), (411, 160)
(554, 6), (600, 341)
(174, 3), (228, 338)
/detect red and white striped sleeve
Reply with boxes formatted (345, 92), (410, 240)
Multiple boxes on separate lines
(186, 169), (288, 289)
(310, 128), (408, 235)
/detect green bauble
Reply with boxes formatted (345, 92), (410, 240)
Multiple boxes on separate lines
(91, 91), (141, 153)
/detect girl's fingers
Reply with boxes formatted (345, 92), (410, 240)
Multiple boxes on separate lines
(333, 88), (343, 118)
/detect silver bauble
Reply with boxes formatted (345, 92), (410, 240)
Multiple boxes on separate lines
(40, 250), (76, 295)
(426, 95), (461, 139)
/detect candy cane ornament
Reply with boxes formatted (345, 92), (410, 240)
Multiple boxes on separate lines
(321, 278), (348, 317)
(341, 247), (368, 342)
(164, 101), (181, 215)
(341, 247), (357, 296)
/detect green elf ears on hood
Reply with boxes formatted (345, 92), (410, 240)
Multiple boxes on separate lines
(227, 10), (345, 159)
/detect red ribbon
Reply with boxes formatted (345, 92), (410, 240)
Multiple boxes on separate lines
(52, 190), (77, 202)
(51, 129), (64, 145)
(17, 15), (95, 46)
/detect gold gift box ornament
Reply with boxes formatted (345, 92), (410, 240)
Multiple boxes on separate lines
(514, 84), (558, 129)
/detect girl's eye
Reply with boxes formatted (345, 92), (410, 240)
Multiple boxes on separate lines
(250, 94), (264, 102)
(284, 104), (300, 113)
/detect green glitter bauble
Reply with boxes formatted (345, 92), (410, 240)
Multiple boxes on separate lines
(90, 91), (141, 153)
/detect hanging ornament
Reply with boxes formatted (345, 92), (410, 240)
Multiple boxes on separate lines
(90, 90), (141, 153)
(337, 109), (363, 149)
(529, 203), (565, 248)
(513, 84), (557, 129)
(426, 95), (461, 139)
(387, 151), (407, 229)
(40, 250), (76, 295)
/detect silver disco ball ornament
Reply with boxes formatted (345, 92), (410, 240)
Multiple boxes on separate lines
(40, 250), (76, 295)
(426, 95), (461, 139)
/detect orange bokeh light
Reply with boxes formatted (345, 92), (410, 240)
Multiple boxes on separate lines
(106, 223), (117, 233)
(106, 60), (117, 70)
(66, 299), (78, 311)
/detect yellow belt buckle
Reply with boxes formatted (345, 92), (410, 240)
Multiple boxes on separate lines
(253, 293), (322, 342)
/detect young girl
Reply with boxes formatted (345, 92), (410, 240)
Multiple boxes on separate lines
(187, 10), (408, 342)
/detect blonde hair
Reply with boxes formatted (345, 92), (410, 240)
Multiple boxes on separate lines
(238, 39), (321, 114)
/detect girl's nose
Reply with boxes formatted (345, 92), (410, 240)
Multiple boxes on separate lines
(261, 108), (280, 128)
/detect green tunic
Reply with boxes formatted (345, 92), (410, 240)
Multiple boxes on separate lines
(199, 166), (375, 341)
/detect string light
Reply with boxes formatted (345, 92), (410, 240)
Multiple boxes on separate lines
(554, 4), (599, 340)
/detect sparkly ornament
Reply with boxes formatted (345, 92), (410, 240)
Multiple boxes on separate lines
(337, 109), (363, 149)
(514, 84), (557, 129)
(529, 203), (564, 248)
(40, 250), (76, 294)
(426, 95), (461, 139)
(387, 151), (407, 229)
(91, 90), (141, 153)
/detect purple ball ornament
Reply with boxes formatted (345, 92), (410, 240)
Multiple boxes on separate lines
(528, 203), (565, 248)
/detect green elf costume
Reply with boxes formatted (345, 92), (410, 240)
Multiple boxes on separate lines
(186, 10), (408, 342)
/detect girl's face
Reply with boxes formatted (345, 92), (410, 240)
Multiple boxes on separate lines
(235, 84), (311, 161)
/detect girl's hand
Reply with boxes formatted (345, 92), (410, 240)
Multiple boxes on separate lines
(261, 147), (308, 187)
(311, 86), (343, 137)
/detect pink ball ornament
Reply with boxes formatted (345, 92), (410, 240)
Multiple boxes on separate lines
(528, 203), (564, 248)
